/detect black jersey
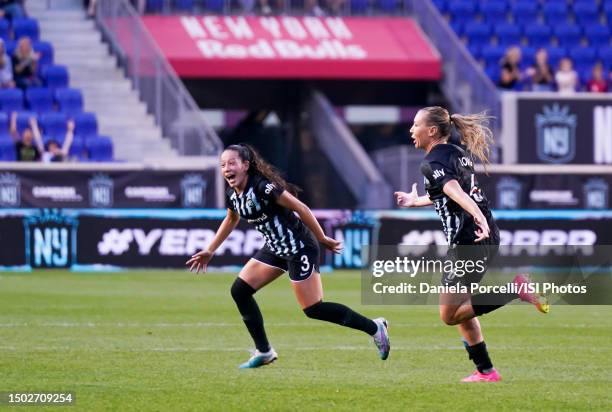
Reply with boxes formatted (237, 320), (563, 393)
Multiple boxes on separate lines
(420, 143), (495, 245)
(226, 174), (311, 257)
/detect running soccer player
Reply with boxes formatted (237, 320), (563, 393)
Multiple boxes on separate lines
(187, 144), (390, 369)
(395, 106), (548, 382)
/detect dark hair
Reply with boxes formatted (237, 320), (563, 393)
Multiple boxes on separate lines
(420, 106), (494, 168)
(225, 144), (300, 196)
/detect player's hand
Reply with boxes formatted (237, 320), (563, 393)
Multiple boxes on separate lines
(320, 236), (343, 254)
(395, 183), (419, 208)
(473, 216), (490, 242)
(186, 249), (214, 274)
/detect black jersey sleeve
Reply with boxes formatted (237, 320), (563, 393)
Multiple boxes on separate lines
(225, 188), (236, 211)
(421, 158), (458, 189)
(254, 177), (284, 204)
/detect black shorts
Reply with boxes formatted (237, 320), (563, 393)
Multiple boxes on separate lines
(252, 242), (320, 282)
(441, 225), (500, 287)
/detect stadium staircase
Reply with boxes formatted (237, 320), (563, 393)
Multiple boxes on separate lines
(28, 0), (177, 161)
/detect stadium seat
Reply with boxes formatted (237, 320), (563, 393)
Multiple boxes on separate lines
(448, 1), (476, 24)
(543, 2), (569, 25)
(554, 24), (582, 48)
(33, 41), (54, 68)
(86, 135), (113, 161)
(55, 88), (83, 116)
(0, 88), (24, 112)
(350, 0), (369, 15)
(39, 112), (68, 142)
(547, 46), (567, 69)
(377, 0), (398, 14)
(495, 23), (522, 46)
(204, 0), (225, 13)
(450, 20), (463, 36)
(465, 22), (491, 48)
(485, 64), (501, 84)
(520, 46), (537, 68)
(15, 111), (36, 134)
(482, 45), (506, 67)
(0, 138), (16, 160)
(68, 136), (87, 160)
(431, 0), (446, 14)
(479, 1), (507, 26)
(585, 25), (610, 48)
(3, 39), (15, 56)
(74, 112), (98, 138)
(598, 46), (612, 68)
(524, 24), (552, 49)
(572, 1), (600, 27)
(0, 111), (9, 138)
(467, 44), (482, 60)
(42, 65), (69, 89)
(146, 0), (164, 13)
(569, 46), (598, 69)
(13, 18), (40, 42)
(511, 1), (539, 26)
(174, 0), (195, 12)
(25, 87), (54, 113)
(0, 18), (9, 41)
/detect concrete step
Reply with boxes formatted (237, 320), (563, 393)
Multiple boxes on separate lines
(70, 69), (125, 82)
(42, 32), (102, 44)
(39, 20), (95, 32)
(55, 49), (112, 60)
(84, 105), (149, 118)
(71, 81), (133, 93)
(101, 128), (163, 140)
(97, 114), (156, 128)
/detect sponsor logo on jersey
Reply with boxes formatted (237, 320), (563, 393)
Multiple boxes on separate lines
(264, 183), (276, 194)
(432, 169), (445, 180)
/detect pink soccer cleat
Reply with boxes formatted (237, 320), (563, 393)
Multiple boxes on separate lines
(461, 369), (502, 382)
(513, 274), (550, 314)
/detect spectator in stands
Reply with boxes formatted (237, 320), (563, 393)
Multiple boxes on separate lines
(498, 46), (522, 90)
(305, 0), (326, 16)
(35, 119), (76, 163)
(586, 62), (608, 93)
(326, 0), (345, 16)
(526, 48), (554, 92)
(0, 38), (14, 88)
(12, 36), (42, 89)
(256, 0), (285, 15)
(10, 112), (41, 162)
(0, 0), (26, 21)
(555, 57), (578, 94)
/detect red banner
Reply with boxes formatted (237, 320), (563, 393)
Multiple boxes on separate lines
(141, 16), (441, 80)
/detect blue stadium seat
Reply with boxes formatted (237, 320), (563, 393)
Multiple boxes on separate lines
(0, 18), (9, 41)
(0, 111), (9, 138)
(204, 0), (225, 13)
(0, 88), (24, 112)
(55, 88), (83, 116)
(468, 44), (482, 60)
(450, 20), (464, 36)
(377, 0), (398, 14)
(479, 1), (507, 26)
(572, 1), (600, 27)
(448, 1), (477, 24)
(585, 25), (610, 48)
(547, 46), (567, 69)
(33, 41), (54, 68)
(0, 138), (16, 160)
(482, 44), (505, 66)
(495, 23), (522, 46)
(521, 46), (537, 68)
(86, 135), (113, 162)
(431, 0), (447, 13)
(3, 39), (14, 56)
(543, 2), (569, 25)
(15, 111), (36, 134)
(42, 65), (69, 89)
(68, 136), (87, 160)
(511, 1), (539, 26)
(39, 112), (68, 142)
(146, 0), (164, 13)
(598, 46), (612, 68)
(25, 87), (54, 113)
(524, 24), (552, 49)
(350, 0), (369, 15)
(174, 0), (195, 12)
(465, 22), (491, 48)
(13, 18), (40, 42)
(74, 112), (98, 138)
(569, 46), (598, 69)
(485, 64), (501, 84)
(554, 24), (582, 48)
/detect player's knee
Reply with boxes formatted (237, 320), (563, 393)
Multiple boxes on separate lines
(303, 300), (323, 320)
(440, 311), (459, 326)
(230, 277), (255, 303)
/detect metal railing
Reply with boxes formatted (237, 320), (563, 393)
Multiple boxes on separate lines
(95, 0), (223, 156)
(404, 0), (501, 135)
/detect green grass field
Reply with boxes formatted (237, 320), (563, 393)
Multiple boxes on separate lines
(1, 270), (611, 411)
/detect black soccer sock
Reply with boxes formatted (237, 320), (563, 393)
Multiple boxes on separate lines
(471, 291), (518, 316)
(466, 341), (494, 373)
(303, 301), (378, 336)
(230, 277), (270, 353)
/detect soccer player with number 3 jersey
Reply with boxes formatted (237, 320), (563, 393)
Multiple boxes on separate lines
(187, 144), (390, 368)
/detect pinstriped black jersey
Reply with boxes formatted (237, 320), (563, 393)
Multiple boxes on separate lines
(420, 143), (494, 245)
(226, 174), (311, 257)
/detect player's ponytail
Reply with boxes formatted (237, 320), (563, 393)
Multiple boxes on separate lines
(450, 112), (494, 168)
(226, 144), (300, 196)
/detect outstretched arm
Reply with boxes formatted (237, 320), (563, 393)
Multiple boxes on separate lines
(29, 117), (44, 153)
(395, 183), (433, 208)
(186, 209), (240, 273)
(442, 179), (490, 242)
(61, 120), (75, 156)
(9, 111), (18, 142)
(276, 191), (342, 253)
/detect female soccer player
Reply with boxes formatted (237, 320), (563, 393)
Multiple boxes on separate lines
(395, 106), (548, 382)
(187, 144), (390, 369)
